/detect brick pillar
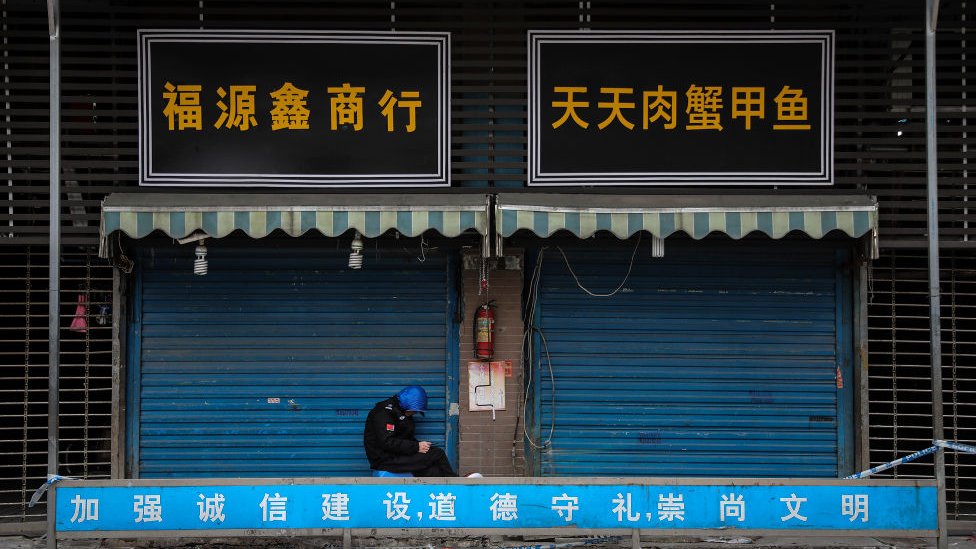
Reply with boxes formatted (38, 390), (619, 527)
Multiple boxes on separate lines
(458, 251), (526, 477)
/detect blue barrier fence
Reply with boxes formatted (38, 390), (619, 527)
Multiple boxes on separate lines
(53, 479), (935, 536)
(41, 438), (976, 538)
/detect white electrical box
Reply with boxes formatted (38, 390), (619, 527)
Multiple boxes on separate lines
(468, 361), (506, 411)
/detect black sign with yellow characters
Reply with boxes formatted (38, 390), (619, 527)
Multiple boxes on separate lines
(528, 31), (834, 186)
(139, 30), (449, 187)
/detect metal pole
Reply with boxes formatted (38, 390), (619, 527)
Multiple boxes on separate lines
(46, 0), (60, 547)
(925, 0), (947, 547)
(4, 0), (13, 237)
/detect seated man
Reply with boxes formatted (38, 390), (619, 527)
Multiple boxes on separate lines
(363, 385), (457, 477)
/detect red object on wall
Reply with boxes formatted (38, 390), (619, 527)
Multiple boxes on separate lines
(473, 302), (495, 360)
(70, 294), (88, 333)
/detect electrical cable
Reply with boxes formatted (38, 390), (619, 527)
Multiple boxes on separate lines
(520, 248), (555, 450)
(556, 232), (642, 297)
(416, 233), (428, 263)
(518, 235), (645, 453)
(512, 250), (541, 466)
(113, 234), (133, 274)
(516, 252), (538, 451)
(526, 326), (556, 450)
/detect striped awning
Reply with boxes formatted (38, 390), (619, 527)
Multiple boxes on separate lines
(497, 194), (878, 241)
(100, 193), (490, 256)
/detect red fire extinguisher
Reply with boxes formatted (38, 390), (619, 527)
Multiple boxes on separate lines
(474, 301), (495, 360)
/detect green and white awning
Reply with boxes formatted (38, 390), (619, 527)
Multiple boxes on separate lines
(101, 192), (878, 258)
(497, 194), (878, 241)
(100, 193), (489, 257)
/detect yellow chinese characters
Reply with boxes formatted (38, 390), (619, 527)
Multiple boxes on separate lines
(162, 82), (202, 131)
(597, 87), (635, 130)
(773, 86), (811, 130)
(379, 90), (422, 133)
(685, 85), (723, 131)
(328, 83), (365, 131)
(269, 82), (310, 130)
(215, 85), (258, 131)
(643, 85), (677, 130)
(162, 82), (425, 133)
(551, 84), (812, 132)
(551, 86), (589, 129)
(731, 87), (764, 130)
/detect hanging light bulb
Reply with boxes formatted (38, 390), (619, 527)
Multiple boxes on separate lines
(194, 240), (208, 276)
(651, 235), (665, 258)
(348, 231), (364, 269)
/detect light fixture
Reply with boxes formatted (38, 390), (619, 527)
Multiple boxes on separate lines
(651, 235), (665, 258)
(348, 231), (364, 269)
(194, 240), (208, 276)
(176, 231), (209, 276)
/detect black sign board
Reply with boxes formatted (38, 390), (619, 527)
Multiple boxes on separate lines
(528, 31), (834, 186)
(139, 30), (449, 187)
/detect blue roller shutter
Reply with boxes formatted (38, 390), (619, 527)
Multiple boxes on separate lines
(128, 246), (455, 478)
(534, 240), (852, 478)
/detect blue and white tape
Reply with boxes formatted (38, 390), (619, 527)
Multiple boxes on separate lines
(28, 474), (77, 508)
(846, 439), (976, 480)
(935, 439), (976, 455)
(845, 445), (940, 479)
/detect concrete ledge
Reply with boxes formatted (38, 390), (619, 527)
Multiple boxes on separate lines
(0, 524), (45, 536)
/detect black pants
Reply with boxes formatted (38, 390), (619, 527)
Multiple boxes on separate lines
(377, 446), (457, 477)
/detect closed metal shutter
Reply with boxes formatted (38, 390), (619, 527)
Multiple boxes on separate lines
(128, 245), (456, 478)
(533, 240), (853, 478)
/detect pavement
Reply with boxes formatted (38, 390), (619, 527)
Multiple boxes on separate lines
(1, 535), (976, 549)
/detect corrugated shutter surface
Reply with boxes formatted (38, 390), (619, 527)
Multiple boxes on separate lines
(536, 241), (844, 478)
(134, 246), (451, 478)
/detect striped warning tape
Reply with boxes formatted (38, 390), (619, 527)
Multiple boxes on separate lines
(845, 439), (976, 480)
(935, 439), (976, 454)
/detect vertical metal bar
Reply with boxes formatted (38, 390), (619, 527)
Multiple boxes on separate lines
(46, 0), (59, 547)
(83, 257), (91, 478)
(890, 255), (899, 469)
(48, 484), (57, 546)
(925, 1), (947, 547)
(3, 0), (12, 237)
(856, 258), (870, 471)
(964, 2), (969, 242)
(111, 264), (124, 479)
(126, 257), (144, 478)
(835, 247), (855, 476)
(445, 253), (460, 470)
(949, 258), (959, 516)
(22, 249), (32, 516)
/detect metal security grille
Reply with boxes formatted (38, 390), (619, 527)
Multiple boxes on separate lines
(0, 247), (46, 523)
(0, 1), (972, 247)
(0, 0), (974, 526)
(868, 249), (976, 520)
(0, 247), (112, 523)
